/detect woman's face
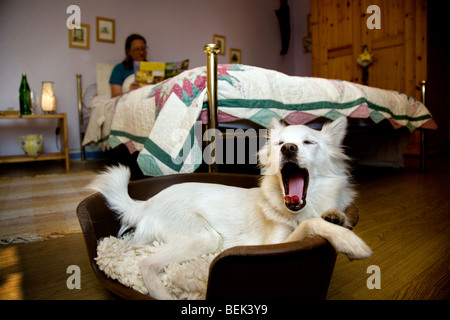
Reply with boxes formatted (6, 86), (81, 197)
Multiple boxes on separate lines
(128, 39), (147, 62)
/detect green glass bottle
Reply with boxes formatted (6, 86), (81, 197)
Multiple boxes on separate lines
(19, 74), (32, 115)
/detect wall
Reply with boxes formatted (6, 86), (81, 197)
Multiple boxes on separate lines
(0, 0), (311, 157)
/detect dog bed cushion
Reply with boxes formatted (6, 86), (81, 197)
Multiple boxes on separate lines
(95, 233), (220, 300)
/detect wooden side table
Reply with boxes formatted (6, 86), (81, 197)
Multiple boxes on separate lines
(0, 113), (70, 172)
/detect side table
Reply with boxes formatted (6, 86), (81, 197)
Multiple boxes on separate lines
(0, 113), (70, 172)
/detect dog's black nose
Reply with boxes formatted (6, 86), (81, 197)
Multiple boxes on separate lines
(281, 143), (298, 156)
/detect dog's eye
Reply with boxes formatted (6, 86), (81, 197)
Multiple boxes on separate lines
(303, 140), (316, 145)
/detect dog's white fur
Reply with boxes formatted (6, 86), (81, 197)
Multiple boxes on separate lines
(90, 117), (372, 299)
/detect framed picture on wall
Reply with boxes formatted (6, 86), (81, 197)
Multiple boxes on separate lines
(69, 24), (89, 50)
(229, 48), (242, 64)
(213, 34), (226, 55)
(96, 17), (115, 43)
(303, 36), (312, 53)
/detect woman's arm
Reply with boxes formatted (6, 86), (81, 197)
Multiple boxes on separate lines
(111, 84), (122, 98)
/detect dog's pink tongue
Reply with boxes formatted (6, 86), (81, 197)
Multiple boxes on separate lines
(285, 173), (304, 206)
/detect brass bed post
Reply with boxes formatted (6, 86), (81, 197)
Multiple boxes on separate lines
(76, 74), (86, 161)
(419, 80), (427, 171)
(204, 43), (220, 173)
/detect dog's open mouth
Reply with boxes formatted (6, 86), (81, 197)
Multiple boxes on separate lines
(281, 162), (309, 211)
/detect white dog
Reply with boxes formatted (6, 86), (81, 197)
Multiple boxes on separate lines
(90, 117), (372, 299)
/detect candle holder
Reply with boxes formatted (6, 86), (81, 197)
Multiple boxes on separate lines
(41, 81), (56, 113)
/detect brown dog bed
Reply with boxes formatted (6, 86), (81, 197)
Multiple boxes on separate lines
(77, 173), (359, 300)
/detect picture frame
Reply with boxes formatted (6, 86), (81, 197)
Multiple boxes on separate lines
(69, 24), (89, 50)
(229, 48), (242, 64)
(96, 17), (115, 43)
(302, 36), (312, 53)
(213, 34), (226, 55)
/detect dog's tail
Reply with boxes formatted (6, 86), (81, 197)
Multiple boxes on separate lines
(89, 164), (145, 236)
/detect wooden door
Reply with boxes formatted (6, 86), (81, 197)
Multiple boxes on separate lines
(359, 0), (427, 98)
(311, 0), (362, 83)
(311, 0), (427, 155)
(311, 0), (427, 100)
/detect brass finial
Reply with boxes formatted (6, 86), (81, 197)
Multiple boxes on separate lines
(203, 43), (220, 54)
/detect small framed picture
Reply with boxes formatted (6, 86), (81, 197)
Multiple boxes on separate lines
(229, 48), (242, 64)
(213, 34), (226, 55)
(69, 24), (89, 50)
(303, 36), (312, 53)
(96, 17), (115, 43)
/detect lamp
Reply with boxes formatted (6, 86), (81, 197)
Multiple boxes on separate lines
(41, 81), (56, 113)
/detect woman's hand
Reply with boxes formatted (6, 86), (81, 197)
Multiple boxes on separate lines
(111, 82), (141, 98)
(129, 81), (140, 91)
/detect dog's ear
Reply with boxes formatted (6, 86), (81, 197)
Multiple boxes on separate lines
(267, 117), (285, 143)
(269, 117), (285, 131)
(258, 118), (284, 175)
(321, 116), (348, 147)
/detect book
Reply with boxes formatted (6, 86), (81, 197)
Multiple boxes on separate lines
(134, 59), (189, 86)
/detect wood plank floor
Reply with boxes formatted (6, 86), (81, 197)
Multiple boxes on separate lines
(0, 233), (115, 300)
(0, 155), (449, 300)
(327, 155), (450, 300)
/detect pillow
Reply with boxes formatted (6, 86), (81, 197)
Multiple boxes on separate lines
(122, 74), (135, 93)
(96, 63), (114, 98)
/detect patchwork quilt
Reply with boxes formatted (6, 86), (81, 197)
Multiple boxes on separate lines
(82, 64), (437, 176)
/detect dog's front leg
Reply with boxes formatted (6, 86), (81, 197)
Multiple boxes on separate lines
(284, 217), (372, 260)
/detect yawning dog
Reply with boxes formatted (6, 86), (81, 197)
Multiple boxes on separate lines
(90, 117), (372, 299)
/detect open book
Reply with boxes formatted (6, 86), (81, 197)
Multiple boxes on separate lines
(134, 59), (189, 86)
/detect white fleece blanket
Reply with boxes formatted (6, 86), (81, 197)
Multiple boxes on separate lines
(95, 234), (219, 300)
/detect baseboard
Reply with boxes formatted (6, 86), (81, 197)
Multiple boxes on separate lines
(69, 150), (109, 160)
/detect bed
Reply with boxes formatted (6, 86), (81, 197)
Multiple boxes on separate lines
(77, 44), (437, 175)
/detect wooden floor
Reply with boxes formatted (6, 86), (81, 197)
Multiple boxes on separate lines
(0, 155), (449, 300)
(327, 155), (450, 300)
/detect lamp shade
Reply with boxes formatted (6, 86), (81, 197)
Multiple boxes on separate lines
(41, 81), (55, 112)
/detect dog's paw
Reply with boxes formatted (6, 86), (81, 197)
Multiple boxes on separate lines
(330, 228), (373, 260)
(322, 208), (347, 226)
